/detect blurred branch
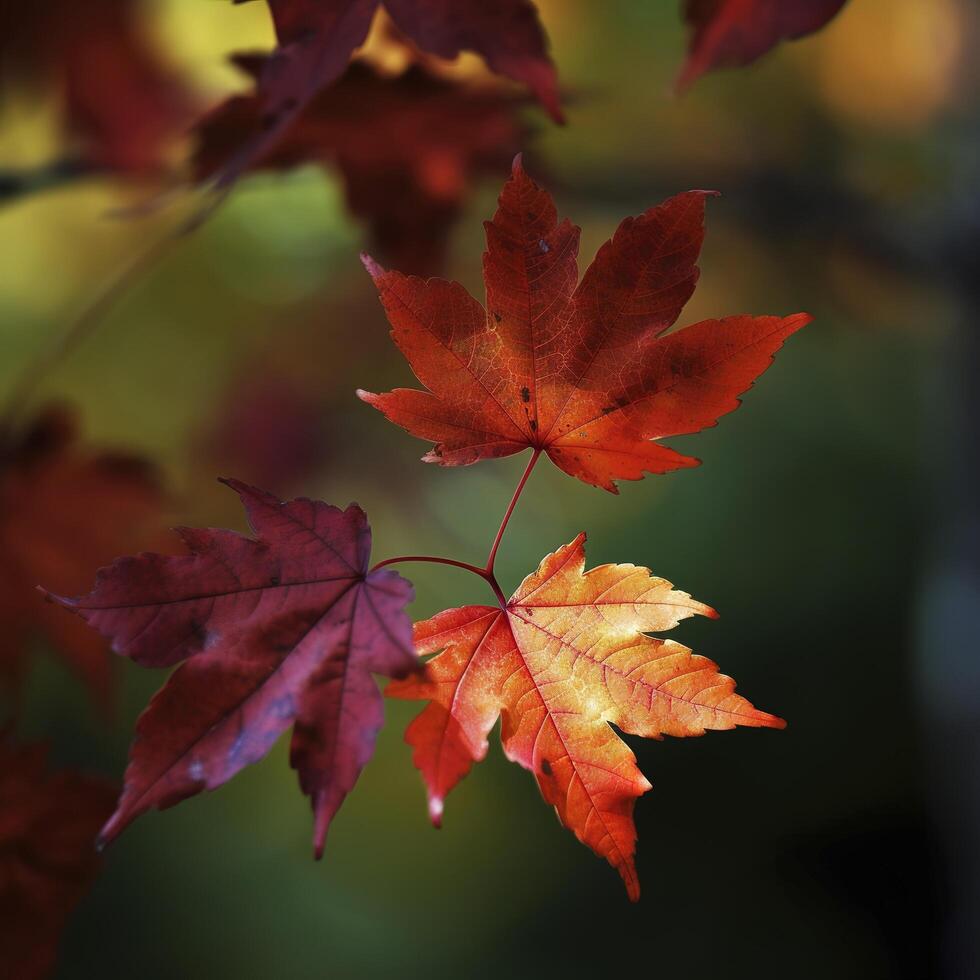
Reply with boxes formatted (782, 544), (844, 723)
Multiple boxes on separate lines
(560, 162), (928, 284)
(0, 225), (182, 436)
(0, 158), (101, 204)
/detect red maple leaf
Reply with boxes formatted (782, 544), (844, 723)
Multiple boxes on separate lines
(0, 739), (114, 980)
(0, 0), (189, 171)
(388, 533), (783, 899)
(677, 0), (849, 91)
(358, 158), (810, 492)
(211, 0), (559, 187)
(194, 59), (528, 274)
(0, 407), (164, 711)
(43, 480), (417, 854)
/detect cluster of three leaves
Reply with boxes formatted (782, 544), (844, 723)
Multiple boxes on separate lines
(48, 163), (808, 898)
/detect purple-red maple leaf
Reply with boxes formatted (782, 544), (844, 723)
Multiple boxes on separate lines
(0, 739), (114, 980)
(43, 480), (416, 853)
(359, 158), (811, 492)
(678, 0), (849, 91)
(0, 406), (164, 711)
(0, 0), (189, 171)
(195, 59), (527, 274)
(211, 0), (559, 187)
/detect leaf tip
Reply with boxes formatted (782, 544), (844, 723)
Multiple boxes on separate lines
(622, 865), (642, 902)
(96, 811), (123, 851)
(360, 252), (384, 279)
(673, 60), (701, 97)
(35, 584), (63, 607)
(420, 448), (442, 464)
(217, 476), (252, 505)
(217, 476), (267, 504)
(428, 795), (444, 828)
(312, 798), (332, 859)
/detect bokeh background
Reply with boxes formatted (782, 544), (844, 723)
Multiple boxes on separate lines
(2, 0), (979, 977)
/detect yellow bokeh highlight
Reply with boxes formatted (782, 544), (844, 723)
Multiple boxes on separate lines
(809, 0), (963, 128)
(157, 0), (274, 97)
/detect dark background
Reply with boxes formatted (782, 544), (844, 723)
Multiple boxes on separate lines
(3, 1), (978, 977)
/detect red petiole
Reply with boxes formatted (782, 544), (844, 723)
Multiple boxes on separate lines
(371, 449), (542, 609)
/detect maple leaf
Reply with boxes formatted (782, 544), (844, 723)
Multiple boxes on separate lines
(358, 157), (811, 492)
(388, 533), (784, 899)
(677, 0), (849, 92)
(0, 0), (189, 171)
(0, 406), (164, 711)
(43, 480), (416, 854)
(210, 0), (559, 187)
(0, 739), (115, 980)
(194, 59), (527, 274)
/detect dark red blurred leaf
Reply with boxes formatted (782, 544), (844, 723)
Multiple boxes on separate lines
(195, 59), (528, 273)
(359, 158), (811, 491)
(0, 739), (114, 980)
(0, 0), (190, 171)
(0, 407), (164, 711)
(202, 371), (328, 492)
(45, 480), (417, 854)
(678, 0), (849, 91)
(212, 0), (558, 188)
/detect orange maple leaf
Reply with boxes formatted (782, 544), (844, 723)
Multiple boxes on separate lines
(359, 157), (811, 492)
(387, 533), (784, 900)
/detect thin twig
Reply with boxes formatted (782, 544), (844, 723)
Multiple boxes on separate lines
(486, 449), (541, 577)
(0, 228), (181, 432)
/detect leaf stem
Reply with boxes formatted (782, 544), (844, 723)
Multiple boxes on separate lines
(485, 448), (541, 577)
(373, 448), (542, 610)
(0, 157), (98, 204)
(371, 555), (507, 607)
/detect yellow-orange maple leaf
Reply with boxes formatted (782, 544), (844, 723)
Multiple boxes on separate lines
(387, 533), (784, 899)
